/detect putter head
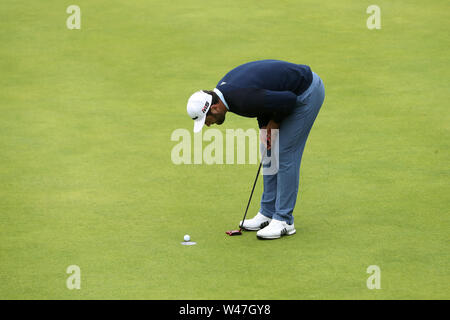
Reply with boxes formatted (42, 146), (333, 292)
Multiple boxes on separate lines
(226, 229), (242, 236)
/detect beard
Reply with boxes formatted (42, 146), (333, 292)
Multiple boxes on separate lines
(216, 112), (225, 125)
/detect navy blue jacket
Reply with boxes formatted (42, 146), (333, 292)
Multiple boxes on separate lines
(216, 60), (313, 128)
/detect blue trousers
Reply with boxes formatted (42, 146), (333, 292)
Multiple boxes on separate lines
(259, 72), (325, 224)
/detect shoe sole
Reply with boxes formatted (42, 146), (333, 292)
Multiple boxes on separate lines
(257, 229), (296, 240)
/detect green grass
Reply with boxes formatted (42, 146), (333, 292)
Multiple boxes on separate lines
(0, 0), (449, 299)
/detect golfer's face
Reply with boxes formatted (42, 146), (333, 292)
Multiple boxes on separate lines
(205, 114), (216, 127)
(205, 108), (225, 127)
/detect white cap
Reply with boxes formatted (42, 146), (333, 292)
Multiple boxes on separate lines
(187, 91), (212, 133)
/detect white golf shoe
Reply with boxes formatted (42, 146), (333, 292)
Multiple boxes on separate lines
(239, 212), (272, 231)
(256, 219), (296, 239)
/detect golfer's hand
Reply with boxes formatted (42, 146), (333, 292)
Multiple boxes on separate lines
(260, 126), (268, 150)
(260, 120), (280, 150)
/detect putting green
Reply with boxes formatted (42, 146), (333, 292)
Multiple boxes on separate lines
(0, 0), (448, 299)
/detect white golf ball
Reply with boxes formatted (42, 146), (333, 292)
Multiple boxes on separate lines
(184, 234), (190, 242)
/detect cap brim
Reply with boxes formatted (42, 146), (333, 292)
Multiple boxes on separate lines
(193, 115), (206, 133)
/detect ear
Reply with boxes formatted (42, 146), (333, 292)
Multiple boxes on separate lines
(210, 104), (219, 113)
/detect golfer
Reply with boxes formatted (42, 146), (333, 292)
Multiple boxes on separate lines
(187, 60), (325, 239)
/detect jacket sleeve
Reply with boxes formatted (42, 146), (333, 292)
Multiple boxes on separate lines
(262, 89), (298, 122)
(223, 86), (298, 125)
(257, 115), (271, 128)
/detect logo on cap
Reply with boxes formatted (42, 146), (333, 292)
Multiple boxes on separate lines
(202, 101), (210, 113)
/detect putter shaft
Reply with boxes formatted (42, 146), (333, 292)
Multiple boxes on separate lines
(239, 150), (265, 228)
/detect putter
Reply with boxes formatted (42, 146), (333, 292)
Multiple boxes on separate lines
(226, 147), (266, 236)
